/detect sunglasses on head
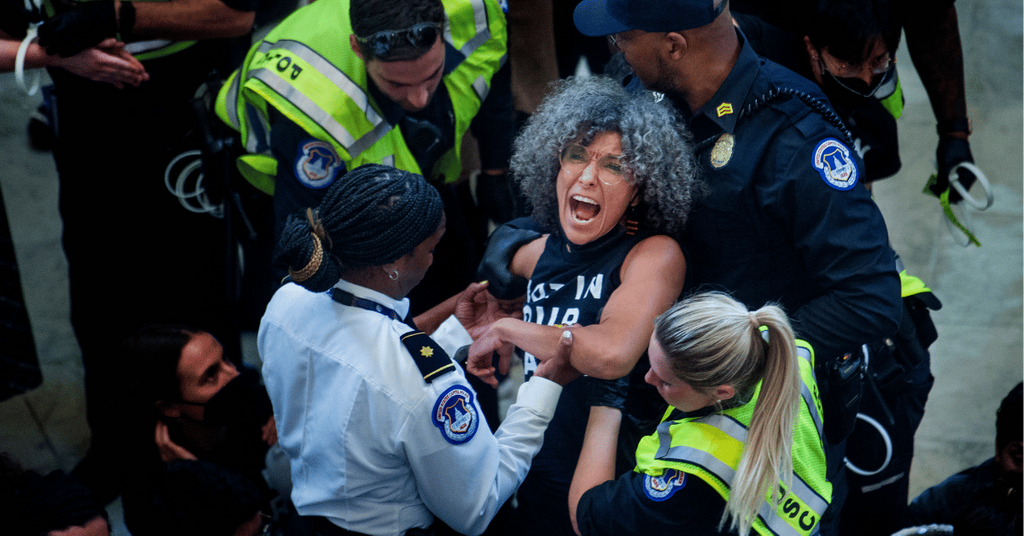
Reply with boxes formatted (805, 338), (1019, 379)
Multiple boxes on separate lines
(355, 23), (442, 60)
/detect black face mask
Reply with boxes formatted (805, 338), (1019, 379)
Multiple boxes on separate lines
(201, 367), (273, 427)
(174, 367), (272, 428)
(822, 63), (897, 100)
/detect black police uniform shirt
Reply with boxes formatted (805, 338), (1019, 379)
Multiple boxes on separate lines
(575, 407), (732, 536)
(666, 31), (901, 364)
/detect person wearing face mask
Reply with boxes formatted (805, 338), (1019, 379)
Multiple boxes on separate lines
(731, 0), (979, 203)
(733, 0), (904, 185)
(733, 4), (943, 533)
(116, 325), (278, 534)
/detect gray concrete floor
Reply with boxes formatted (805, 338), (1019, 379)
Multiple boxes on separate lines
(1, 0), (1021, 532)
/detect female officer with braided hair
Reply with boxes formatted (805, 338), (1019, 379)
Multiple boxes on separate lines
(258, 163), (577, 536)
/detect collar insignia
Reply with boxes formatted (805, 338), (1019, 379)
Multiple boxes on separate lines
(716, 103), (733, 117)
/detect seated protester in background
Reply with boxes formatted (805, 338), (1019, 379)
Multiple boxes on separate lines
(904, 382), (1022, 535)
(0, 453), (110, 536)
(568, 292), (832, 536)
(117, 325), (278, 534)
(260, 163), (578, 536)
(734, 0), (904, 185)
(1, 0), (259, 506)
(216, 0), (518, 315)
(132, 459), (265, 536)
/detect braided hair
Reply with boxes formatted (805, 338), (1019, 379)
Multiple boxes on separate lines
(276, 164), (444, 292)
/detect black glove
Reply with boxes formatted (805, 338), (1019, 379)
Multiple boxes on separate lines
(37, 0), (117, 58)
(582, 375), (629, 410)
(0, 0), (45, 39)
(475, 217), (544, 300)
(931, 136), (975, 203)
(476, 170), (519, 225)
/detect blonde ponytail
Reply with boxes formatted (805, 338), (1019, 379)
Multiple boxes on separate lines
(653, 292), (802, 536)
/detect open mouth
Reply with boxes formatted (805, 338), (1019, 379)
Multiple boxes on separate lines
(570, 195), (601, 223)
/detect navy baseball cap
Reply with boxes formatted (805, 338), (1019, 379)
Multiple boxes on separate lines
(574, 0), (728, 36)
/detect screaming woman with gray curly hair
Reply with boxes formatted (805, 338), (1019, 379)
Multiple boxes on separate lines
(467, 75), (700, 536)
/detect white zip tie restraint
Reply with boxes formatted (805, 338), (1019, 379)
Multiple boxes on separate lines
(15, 23), (42, 96)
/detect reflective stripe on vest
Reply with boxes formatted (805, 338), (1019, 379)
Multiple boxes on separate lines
(127, 39), (197, 61)
(246, 39), (392, 158)
(636, 345), (830, 536)
(445, 0), (490, 57)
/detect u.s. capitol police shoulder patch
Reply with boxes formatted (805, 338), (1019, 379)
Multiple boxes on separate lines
(812, 137), (859, 191)
(294, 138), (344, 189)
(432, 385), (479, 445)
(642, 469), (687, 501)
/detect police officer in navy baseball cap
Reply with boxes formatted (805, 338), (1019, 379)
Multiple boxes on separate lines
(572, 1), (904, 534)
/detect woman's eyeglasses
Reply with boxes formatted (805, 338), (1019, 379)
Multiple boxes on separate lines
(560, 144), (629, 186)
(355, 23), (442, 60)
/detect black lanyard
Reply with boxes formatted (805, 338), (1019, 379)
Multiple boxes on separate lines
(330, 288), (420, 330)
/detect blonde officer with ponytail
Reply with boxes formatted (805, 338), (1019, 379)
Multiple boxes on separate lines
(568, 292), (833, 536)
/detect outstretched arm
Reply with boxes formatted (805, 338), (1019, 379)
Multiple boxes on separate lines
(34, 0), (254, 59)
(1, 36), (148, 87)
(120, 0), (255, 41)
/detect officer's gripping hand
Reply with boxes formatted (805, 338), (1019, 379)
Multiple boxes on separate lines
(931, 136), (976, 204)
(534, 329), (582, 387)
(476, 217), (543, 300)
(37, 0), (117, 58)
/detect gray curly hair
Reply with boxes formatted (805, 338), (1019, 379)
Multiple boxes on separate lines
(511, 75), (699, 235)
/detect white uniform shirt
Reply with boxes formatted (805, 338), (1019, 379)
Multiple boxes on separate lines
(259, 279), (562, 536)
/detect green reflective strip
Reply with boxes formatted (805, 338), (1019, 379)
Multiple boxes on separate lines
(248, 40), (395, 157)
(899, 271), (932, 298)
(472, 75), (489, 101)
(243, 101), (272, 154)
(442, 0), (493, 58)
(795, 344), (824, 441)
(249, 67), (357, 149)
(133, 40), (196, 61)
(222, 70), (242, 131)
(265, 40), (383, 127)
(880, 78), (903, 120)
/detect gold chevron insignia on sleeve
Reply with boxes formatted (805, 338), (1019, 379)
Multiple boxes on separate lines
(716, 103), (733, 117)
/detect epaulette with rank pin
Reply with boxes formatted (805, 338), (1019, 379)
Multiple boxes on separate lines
(400, 331), (455, 382)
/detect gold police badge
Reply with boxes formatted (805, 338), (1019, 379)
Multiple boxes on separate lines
(710, 133), (734, 168)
